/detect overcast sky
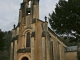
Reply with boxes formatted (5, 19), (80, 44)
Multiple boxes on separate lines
(0, 0), (59, 31)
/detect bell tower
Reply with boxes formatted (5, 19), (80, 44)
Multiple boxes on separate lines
(18, 0), (39, 28)
(16, 0), (40, 60)
(18, 0), (40, 60)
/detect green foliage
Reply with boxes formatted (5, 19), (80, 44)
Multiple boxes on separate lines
(0, 31), (5, 51)
(49, 0), (80, 43)
(0, 30), (11, 60)
(0, 50), (9, 60)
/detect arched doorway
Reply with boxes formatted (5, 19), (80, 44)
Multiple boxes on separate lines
(21, 57), (29, 60)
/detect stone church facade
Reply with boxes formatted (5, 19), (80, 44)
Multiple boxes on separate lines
(10, 0), (78, 60)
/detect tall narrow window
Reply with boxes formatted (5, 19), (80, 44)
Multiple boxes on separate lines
(51, 41), (54, 60)
(26, 32), (30, 47)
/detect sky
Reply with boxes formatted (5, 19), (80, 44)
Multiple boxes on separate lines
(0, 0), (59, 31)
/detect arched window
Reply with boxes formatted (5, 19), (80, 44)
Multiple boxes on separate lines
(26, 32), (30, 47)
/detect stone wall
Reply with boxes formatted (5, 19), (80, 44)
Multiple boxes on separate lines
(65, 51), (77, 60)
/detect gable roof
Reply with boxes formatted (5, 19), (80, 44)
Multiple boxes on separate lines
(48, 27), (68, 46)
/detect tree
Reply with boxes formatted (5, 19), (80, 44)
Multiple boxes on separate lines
(49, 0), (80, 43)
(0, 30), (11, 60)
(0, 31), (5, 51)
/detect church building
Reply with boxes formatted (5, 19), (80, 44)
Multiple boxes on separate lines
(10, 0), (78, 60)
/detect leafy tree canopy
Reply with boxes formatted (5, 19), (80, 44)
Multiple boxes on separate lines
(0, 31), (5, 51)
(49, 0), (80, 43)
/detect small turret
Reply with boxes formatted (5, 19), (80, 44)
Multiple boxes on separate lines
(44, 16), (47, 22)
(13, 24), (16, 29)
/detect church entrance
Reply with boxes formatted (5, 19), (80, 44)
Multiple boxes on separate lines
(21, 57), (29, 60)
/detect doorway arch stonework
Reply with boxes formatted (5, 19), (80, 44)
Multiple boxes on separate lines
(19, 54), (31, 60)
(21, 57), (29, 60)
